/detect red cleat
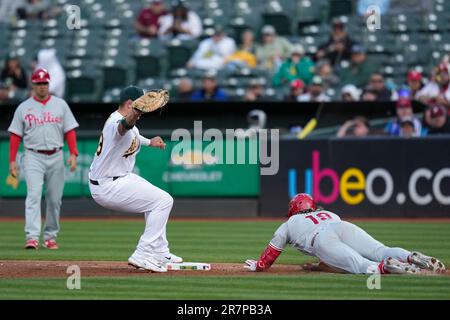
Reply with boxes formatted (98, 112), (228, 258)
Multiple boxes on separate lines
(43, 239), (59, 250)
(25, 239), (39, 250)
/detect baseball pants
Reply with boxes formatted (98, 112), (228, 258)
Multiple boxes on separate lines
(89, 173), (173, 256)
(23, 149), (65, 241)
(312, 221), (411, 274)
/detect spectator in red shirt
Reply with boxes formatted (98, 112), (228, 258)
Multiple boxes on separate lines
(134, 0), (167, 38)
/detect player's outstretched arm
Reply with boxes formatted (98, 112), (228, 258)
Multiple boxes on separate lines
(244, 243), (283, 272)
(118, 108), (143, 136)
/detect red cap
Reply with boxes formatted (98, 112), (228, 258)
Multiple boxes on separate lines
(429, 105), (445, 118)
(290, 79), (305, 90)
(31, 68), (50, 84)
(407, 70), (422, 81)
(396, 98), (412, 109)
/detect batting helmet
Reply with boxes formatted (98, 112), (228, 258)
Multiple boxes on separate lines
(288, 193), (316, 218)
(31, 68), (50, 84)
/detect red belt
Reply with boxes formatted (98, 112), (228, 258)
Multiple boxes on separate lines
(27, 148), (62, 155)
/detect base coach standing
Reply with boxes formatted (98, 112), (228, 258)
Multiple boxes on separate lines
(8, 68), (79, 250)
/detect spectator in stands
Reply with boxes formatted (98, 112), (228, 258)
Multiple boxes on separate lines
(406, 70), (424, 100)
(34, 48), (65, 98)
(0, 0), (23, 23)
(298, 76), (331, 102)
(341, 84), (361, 102)
(135, 0), (168, 38)
(1, 56), (28, 91)
(316, 18), (355, 67)
(0, 82), (11, 104)
(16, 0), (52, 20)
(256, 25), (293, 73)
(338, 44), (375, 88)
(285, 79), (305, 102)
(357, 0), (390, 16)
(174, 78), (194, 101)
(316, 59), (339, 89)
(187, 26), (236, 71)
(191, 71), (228, 102)
(224, 29), (258, 71)
(337, 116), (371, 138)
(385, 98), (423, 137)
(423, 105), (450, 135)
(417, 63), (450, 109)
(361, 73), (398, 101)
(399, 116), (419, 138)
(158, 1), (202, 40)
(272, 44), (314, 88)
(244, 79), (266, 102)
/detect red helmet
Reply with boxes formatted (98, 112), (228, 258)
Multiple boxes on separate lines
(31, 68), (50, 84)
(288, 193), (316, 218)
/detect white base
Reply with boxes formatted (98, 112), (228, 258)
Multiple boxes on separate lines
(166, 262), (211, 271)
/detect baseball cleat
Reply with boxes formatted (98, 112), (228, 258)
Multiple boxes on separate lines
(383, 257), (420, 274)
(128, 255), (167, 273)
(25, 239), (39, 250)
(43, 239), (59, 250)
(152, 252), (183, 264)
(408, 252), (446, 273)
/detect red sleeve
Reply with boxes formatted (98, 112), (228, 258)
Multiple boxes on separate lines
(9, 133), (22, 163)
(64, 129), (79, 156)
(256, 244), (282, 271)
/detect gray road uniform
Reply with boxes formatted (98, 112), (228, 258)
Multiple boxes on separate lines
(270, 210), (410, 274)
(8, 96), (79, 241)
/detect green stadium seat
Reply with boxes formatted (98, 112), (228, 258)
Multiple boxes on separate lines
(328, 0), (353, 21)
(166, 39), (197, 71)
(296, 0), (328, 27)
(262, 13), (292, 35)
(66, 69), (102, 102)
(102, 60), (134, 91)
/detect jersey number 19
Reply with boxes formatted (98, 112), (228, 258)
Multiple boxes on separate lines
(305, 212), (332, 225)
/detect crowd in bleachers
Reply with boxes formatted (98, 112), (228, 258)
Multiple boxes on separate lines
(0, 0), (449, 136)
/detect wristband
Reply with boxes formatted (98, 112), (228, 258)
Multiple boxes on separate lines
(120, 117), (134, 130)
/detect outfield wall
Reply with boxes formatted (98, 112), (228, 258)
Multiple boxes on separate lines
(0, 136), (449, 218)
(261, 137), (450, 218)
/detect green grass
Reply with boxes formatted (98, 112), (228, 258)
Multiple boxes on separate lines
(1, 220), (450, 299)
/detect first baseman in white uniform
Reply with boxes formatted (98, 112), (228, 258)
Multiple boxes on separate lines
(88, 86), (181, 273)
(245, 193), (446, 275)
(8, 68), (79, 250)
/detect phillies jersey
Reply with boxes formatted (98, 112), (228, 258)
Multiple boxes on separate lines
(269, 210), (341, 255)
(8, 96), (79, 150)
(89, 111), (141, 180)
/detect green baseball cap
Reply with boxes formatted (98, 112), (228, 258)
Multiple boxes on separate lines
(120, 86), (145, 104)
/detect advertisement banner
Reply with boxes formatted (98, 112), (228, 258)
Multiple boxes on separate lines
(260, 138), (450, 217)
(0, 138), (259, 198)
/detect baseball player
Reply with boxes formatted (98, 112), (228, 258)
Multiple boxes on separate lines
(88, 86), (181, 273)
(8, 68), (79, 250)
(245, 193), (446, 275)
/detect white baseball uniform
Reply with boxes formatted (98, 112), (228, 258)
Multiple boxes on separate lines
(88, 111), (173, 257)
(8, 95), (79, 241)
(269, 210), (411, 274)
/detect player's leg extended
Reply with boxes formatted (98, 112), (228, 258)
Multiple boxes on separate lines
(43, 152), (65, 241)
(335, 221), (410, 262)
(23, 151), (45, 241)
(90, 173), (173, 254)
(313, 226), (381, 274)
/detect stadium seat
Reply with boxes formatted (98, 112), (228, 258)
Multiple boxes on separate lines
(262, 13), (292, 36)
(166, 39), (197, 71)
(66, 69), (102, 103)
(328, 0), (353, 21)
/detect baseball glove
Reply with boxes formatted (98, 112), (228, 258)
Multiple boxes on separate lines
(132, 89), (170, 113)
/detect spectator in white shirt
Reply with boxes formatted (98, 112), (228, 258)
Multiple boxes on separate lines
(158, 1), (202, 40)
(187, 26), (236, 71)
(298, 76), (331, 102)
(417, 63), (450, 109)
